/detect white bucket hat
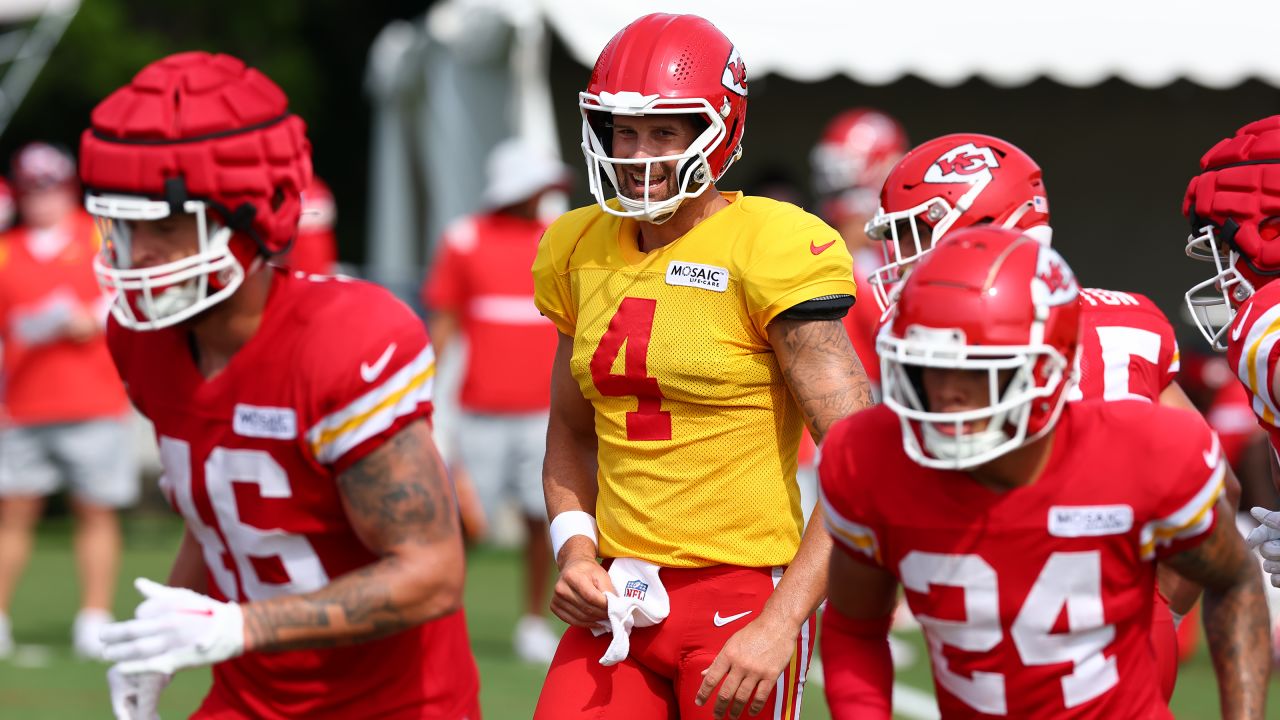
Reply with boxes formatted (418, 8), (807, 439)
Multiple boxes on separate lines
(482, 138), (570, 210)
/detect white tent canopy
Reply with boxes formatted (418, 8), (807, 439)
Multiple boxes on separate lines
(539, 0), (1280, 89)
(367, 0), (1280, 292)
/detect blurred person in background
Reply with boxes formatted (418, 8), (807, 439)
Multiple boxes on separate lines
(85, 52), (477, 719)
(0, 174), (17, 412)
(811, 109), (906, 398)
(0, 142), (135, 660)
(422, 136), (569, 664)
(0, 176), (16, 234)
(1179, 351), (1273, 509)
(811, 108), (907, 279)
(281, 175), (340, 276)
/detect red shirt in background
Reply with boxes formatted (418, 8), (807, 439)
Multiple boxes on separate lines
(0, 210), (126, 424)
(1181, 352), (1262, 469)
(423, 212), (557, 414)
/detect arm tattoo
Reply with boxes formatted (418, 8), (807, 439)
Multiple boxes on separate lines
(336, 424), (455, 545)
(1166, 505), (1270, 719)
(770, 318), (874, 441)
(242, 420), (462, 653)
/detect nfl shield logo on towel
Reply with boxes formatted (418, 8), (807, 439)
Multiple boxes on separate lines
(624, 580), (648, 600)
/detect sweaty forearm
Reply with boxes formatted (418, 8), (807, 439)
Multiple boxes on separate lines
(240, 553), (461, 653)
(1201, 565), (1270, 719)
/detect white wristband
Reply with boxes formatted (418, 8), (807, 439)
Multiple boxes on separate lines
(550, 510), (598, 560)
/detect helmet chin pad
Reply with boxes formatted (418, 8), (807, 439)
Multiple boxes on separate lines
(921, 424), (1011, 465)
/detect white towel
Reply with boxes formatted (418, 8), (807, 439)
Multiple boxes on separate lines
(590, 558), (669, 666)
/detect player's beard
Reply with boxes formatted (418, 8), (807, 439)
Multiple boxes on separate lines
(617, 161), (679, 203)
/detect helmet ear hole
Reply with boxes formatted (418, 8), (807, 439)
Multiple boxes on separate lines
(588, 113), (614, 156)
(1260, 216), (1280, 242)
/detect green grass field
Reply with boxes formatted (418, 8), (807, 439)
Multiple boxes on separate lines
(2, 514), (1277, 718)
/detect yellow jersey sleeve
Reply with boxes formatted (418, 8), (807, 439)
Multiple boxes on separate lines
(734, 198), (858, 335)
(532, 207), (594, 336)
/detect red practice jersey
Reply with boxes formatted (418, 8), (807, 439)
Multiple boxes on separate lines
(820, 402), (1224, 719)
(1069, 288), (1179, 404)
(108, 269), (477, 720)
(0, 211), (127, 423)
(1225, 280), (1280, 460)
(423, 212), (557, 413)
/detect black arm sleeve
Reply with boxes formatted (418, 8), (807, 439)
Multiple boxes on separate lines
(775, 294), (856, 322)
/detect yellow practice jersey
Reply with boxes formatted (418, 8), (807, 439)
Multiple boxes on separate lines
(533, 192), (857, 567)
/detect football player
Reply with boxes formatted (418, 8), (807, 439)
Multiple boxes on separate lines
(532, 13), (873, 720)
(82, 52), (478, 719)
(811, 108), (908, 396)
(821, 226), (1269, 719)
(1182, 115), (1280, 597)
(863, 132), (1240, 693)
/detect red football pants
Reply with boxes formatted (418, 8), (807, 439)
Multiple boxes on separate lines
(534, 564), (816, 719)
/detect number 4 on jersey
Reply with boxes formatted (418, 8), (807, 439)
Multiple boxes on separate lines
(589, 297), (672, 441)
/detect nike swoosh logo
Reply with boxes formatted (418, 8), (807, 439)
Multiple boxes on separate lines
(1230, 303), (1252, 343)
(360, 342), (397, 383)
(713, 610), (752, 627)
(810, 239), (838, 255)
(1203, 433), (1221, 469)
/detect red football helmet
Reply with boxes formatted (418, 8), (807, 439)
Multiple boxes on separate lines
(80, 51), (312, 330)
(811, 108), (907, 224)
(879, 226), (1081, 469)
(866, 133), (1049, 311)
(580, 13), (746, 224)
(1183, 115), (1280, 351)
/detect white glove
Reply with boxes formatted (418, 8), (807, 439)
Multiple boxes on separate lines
(101, 578), (245, 674)
(107, 664), (170, 720)
(1246, 507), (1280, 588)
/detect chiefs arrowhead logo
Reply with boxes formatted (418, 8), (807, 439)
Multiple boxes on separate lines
(1031, 247), (1078, 307)
(923, 143), (1000, 184)
(722, 47), (747, 97)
